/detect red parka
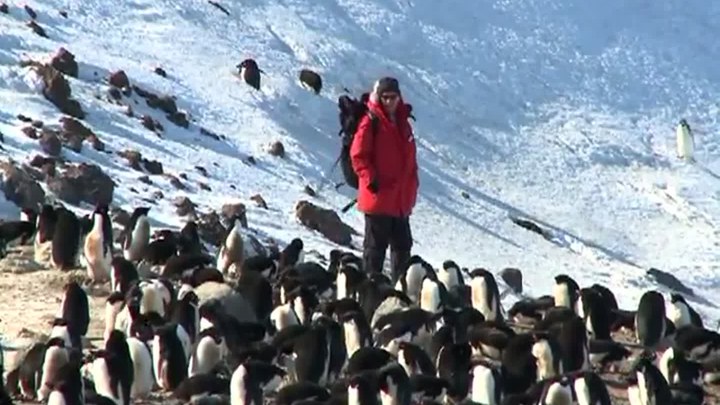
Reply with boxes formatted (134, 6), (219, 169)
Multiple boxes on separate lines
(350, 95), (418, 217)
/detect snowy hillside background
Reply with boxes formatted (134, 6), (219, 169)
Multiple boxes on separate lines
(2, 0), (720, 322)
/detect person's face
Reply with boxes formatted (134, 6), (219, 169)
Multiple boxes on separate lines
(380, 92), (400, 114)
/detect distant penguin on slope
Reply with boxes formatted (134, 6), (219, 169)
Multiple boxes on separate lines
(676, 118), (695, 161)
(84, 205), (113, 283)
(217, 215), (244, 275)
(237, 59), (264, 91)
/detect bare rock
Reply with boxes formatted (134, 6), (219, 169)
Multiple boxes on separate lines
(117, 150), (142, 171)
(142, 159), (163, 175)
(167, 112), (189, 128)
(195, 166), (208, 176)
(141, 115), (158, 132)
(165, 174), (185, 190)
(60, 116), (94, 139)
(295, 200), (357, 246)
(199, 127), (222, 141)
(303, 185), (316, 197)
(0, 160), (46, 209)
(199, 182), (211, 191)
(31, 120), (43, 129)
(154, 67), (167, 77)
(50, 48), (78, 78)
(0, 3), (9, 14)
(108, 87), (122, 101)
(21, 126), (38, 139)
(174, 196), (196, 217)
(250, 194), (267, 209)
(267, 141), (285, 158)
(194, 282), (257, 323)
(109, 70), (130, 89)
(151, 190), (164, 200)
(47, 163), (114, 205)
(138, 175), (152, 185)
(59, 10), (67, 18)
(147, 95), (177, 115)
(197, 211), (226, 247)
(24, 4), (36, 18)
(88, 134), (105, 151)
(221, 203), (247, 227)
(17, 114), (33, 123)
(34, 64), (84, 119)
(39, 129), (62, 156)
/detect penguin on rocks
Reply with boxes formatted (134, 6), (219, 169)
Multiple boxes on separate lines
(579, 287), (612, 340)
(188, 327), (226, 377)
(419, 274), (447, 315)
(467, 320), (516, 360)
(500, 333), (538, 396)
(469, 358), (502, 405)
(668, 293), (703, 329)
(110, 256), (139, 295)
(50, 208), (82, 271)
(436, 342), (472, 402)
(122, 207), (150, 262)
(37, 337), (70, 401)
(56, 281), (89, 350)
(152, 323), (190, 391)
(237, 59), (264, 91)
(230, 360), (286, 405)
(125, 335), (154, 399)
(172, 285), (200, 344)
(90, 330), (134, 405)
(173, 374), (231, 403)
(469, 268), (503, 322)
(45, 360), (85, 405)
(340, 310), (373, 360)
(626, 356), (673, 405)
(587, 339), (632, 371)
(83, 205), (113, 284)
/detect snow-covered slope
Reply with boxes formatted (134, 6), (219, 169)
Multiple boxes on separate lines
(2, 0), (720, 321)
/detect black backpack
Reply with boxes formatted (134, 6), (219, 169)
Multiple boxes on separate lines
(337, 92), (379, 189)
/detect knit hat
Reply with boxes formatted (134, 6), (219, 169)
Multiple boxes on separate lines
(374, 77), (401, 96)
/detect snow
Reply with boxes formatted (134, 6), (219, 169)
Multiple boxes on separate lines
(1, 0), (720, 323)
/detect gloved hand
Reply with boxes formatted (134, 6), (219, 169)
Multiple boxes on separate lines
(368, 179), (379, 194)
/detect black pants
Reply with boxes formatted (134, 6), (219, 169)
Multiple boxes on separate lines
(363, 214), (412, 282)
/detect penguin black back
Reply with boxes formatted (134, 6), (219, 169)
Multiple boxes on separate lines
(51, 208), (81, 270)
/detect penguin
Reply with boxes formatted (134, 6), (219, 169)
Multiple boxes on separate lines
(668, 293), (703, 329)
(540, 376), (573, 405)
(499, 267), (523, 295)
(110, 256), (139, 295)
(553, 274), (581, 313)
(34, 204), (57, 248)
(187, 327), (226, 377)
(122, 206), (150, 262)
(230, 361), (286, 405)
(37, 337), (70, 401)
(419, 275), (444, 314)
(234, 269), (274, 328)
(237, 58), (264, 91)
(408, 374), (450, 403)
(469, 268), (502, 322)
(587, 339), (631, 371)
(658, 346), (703, 386)
(573, 371), (612, 405)
(438, 260), (463, 292)
(84, 205), (113, 283)
(340, 310), (373, 360)
(279, 238), (304, 269)
(548, 315), (591, 373)
(347, 371), (379, 405)
(397, 341), (434, 377)
(436, 342), (472, 402)
(178, 221), (203, 255)
(45, 360), (85, 405)
(676, 118), (694, 161)
(531, 333), (563, 380)
(394, 255), (432, 304)
(377, 362), (411, 405)
(336, 255), (365, 300)
(126, 336), (154, 399)
(51, 208), (82, 271)
(0, 207), (36, 248)
(635, 290), (668, 350)
(299, 69), (322, 94)
(346, 347), (394, 375)
(173, 374), (231, 402)
(172, 285), (200, 344)
(217, 215), (245, 275)
(467, 320), (516, 360)
(56, 281), (90, 350)
(152, 323), (189, 391)
(470, 358), (502, 405)
(626, 356), (673, 405)
(240, 254), (277, 279)
(91, 330), (134, 405)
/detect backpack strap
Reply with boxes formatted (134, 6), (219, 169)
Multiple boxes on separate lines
(367, 111), (379, 136)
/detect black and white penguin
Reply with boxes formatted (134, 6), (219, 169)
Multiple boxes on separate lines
(340, 310), (373, 360)
(374, 308), (437, 356)
(336, 255), (365, 300)
(573, 371), (612, 405)
(469, 268), (503, 322)
(241, 254), (277, 279)
(0, 207), (36, 249)
(397, 341), (434, 377)
(188, 327), (226, 377)
(172, 285), (200, 344)
(676, 118), (694, 160)
(469, 358), (502, 405)
(299, 69), (322, 94)
(152, 323), (189, 391)
(668, 293), (703, 329)
(579, 287), (612, 340)
(635, 290), (668, 350)
(378, 362), (411, 405)
(51, 208), (82, 271)
(234, 269), (274, 328)
(438, 260), (463, 292)
(45, 360), (85, 405)
(237, 58), (264, 91)
(626, 356), (673, 405)
(539, 376), (573, 405)
(83, 204), (113, 283)
(217, 215), (244, 275)
(673, 325), (720, 365)
(394, 255), (432, 304)
(56, 281), (89, 350)
(126, 335), (154, 399)
(548, 316), (590, 373)
(419, 273), (446, 314)
(531, 333), (563, 380)
(90, 330), (134, 405)
(553, 274), (581, 314)
(467, 320), (516, 360)
(230, 360), (286, 404)
(37, 337), (70, 401)
(279, 238), (304, 269)
(346, 347), (393, 375)
(347, 371), (380, 405)
(34, 204), (57, 248)
(122, 206), (150, 262)
(178, 221), (203, 255)
(436, 342), (472, 402)
(658, 346), (703, 386)
(587, 339), (631, 371)
(499, 267), (523, 296)
(173, 374), (231, 402)
(110, 256), (139, 295)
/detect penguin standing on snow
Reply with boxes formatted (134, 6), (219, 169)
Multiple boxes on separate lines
(469, 268), (502, 322)
(279, 238), (304, 269)
(553, 274), (581, 314)
(122, 207), (150, 262)
(84, 205), (113, 283)
(676, 118), (695, 161)
(216, 215), (244, 275)
(668, 293), (703, 329)
(237, 59), (264, 91)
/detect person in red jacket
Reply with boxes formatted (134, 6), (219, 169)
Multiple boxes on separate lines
(350, 77), (418, 281)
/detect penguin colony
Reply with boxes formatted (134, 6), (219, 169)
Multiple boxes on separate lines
(1, 203), (719, 405)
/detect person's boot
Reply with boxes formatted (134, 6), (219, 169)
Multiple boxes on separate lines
(363, 248), (386, 276)
(390, 249), (411, 284)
